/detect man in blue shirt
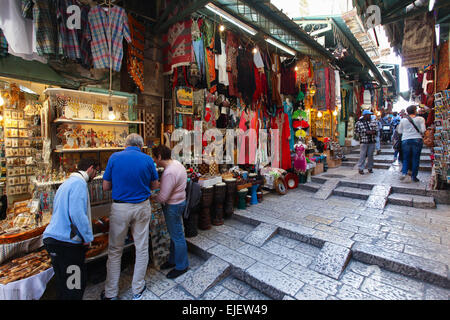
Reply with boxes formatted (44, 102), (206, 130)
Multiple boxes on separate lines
(43, 158), (100, 300)
(101, 133), (159, 301)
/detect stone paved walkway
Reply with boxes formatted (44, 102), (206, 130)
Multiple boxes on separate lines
(82, 149), (450, 300)
(83, 190), (450, 300)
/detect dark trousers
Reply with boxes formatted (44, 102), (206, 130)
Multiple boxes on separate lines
(401, 139), (423, 179)
(44, 238), (87, 300)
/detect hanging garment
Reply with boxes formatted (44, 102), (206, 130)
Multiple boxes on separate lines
(280, 60), (296, 95)
(0, 0), (46, 62)
(335, 70), (341, 108)
(126, 13), (145, 91)
(314, 66), (327, 110)
(271, 53), (282, 106)
(329, 68), (336, 110)
(283, 100), (295, 151)
(192, 20), (206, 87)
(293, 144), (307, 174)
(88, 5), (131, 72)
(280, 111), (292, 170)
(215, 38), (229, 86)
(237, 109), (257, 164)
(0, 29), (8, 57)
(56, 0), (88, 61)
(237, 47), (256, 105)
(226, 31), (238, 97)
(33, 0), (63, 57)
(437, 41), (449, 92)
(402, 12), (435, 68)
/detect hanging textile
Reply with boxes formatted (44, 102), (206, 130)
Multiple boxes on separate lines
(437, 41), (449, 92)
(335, 70), (341, 109)
(56, 0), (82, 61)
(33, 0), (63, 57)
(162, 18), (192, 74)
(283, 100), (294, 151)
(329, 68), (335, 110)
(271, 53), (282, 107)
(202, 20), (217, 92)
(226, 31), (238, 97)
(401, 12), (435, 68)
(280, 60), (296, 95)
(215, 38), (228, 86)
(0, 0), (46, 62)
(297, 55), (310, 84)
(175, 86), (193, 114)
(314, 66), (327, 111)
(126, 14), (145, 91)
(0, 29), (8, 57)
(88, 5), (131, 72)
(237, 47), (256, 105)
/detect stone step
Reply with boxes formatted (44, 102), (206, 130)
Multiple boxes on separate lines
(345, 156), (395, 164)
(347, 154), (432, 163)
(341, 161), (391, 170)
(352, 242), (450, 289)
(297, 182), (322, 193)
(333, 186), (372, 200)
(180, 256), (231, 298)
(341, 160), (432, 171)
(387, 193), (436, 208)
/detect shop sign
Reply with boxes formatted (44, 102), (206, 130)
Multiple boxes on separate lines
(175, 86), (194, 114)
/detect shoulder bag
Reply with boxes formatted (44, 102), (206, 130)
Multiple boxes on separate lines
(406, 116), (423, 138)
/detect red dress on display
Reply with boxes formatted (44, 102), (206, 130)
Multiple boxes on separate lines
(271, 110), (292, 170)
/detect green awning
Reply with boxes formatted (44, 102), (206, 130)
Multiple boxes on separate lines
(0, 55), (79, 88)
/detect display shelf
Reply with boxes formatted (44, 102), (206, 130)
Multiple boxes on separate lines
(54, 147), (126, 153)
(54, 118), (145, 125)
(54, 146), (148, 153)
(44, 88), (129, 104)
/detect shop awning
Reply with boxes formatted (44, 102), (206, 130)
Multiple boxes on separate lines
(0, 55), (79, 88)
(353, 0), (450, 56)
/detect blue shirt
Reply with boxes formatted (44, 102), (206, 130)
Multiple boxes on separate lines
(43, 175), (93, 244)
(103, 146), (159, 203)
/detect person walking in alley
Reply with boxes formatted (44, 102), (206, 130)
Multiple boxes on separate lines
(43, 158), (100, 300)
(101, 134), (159, 300)
(355, 110), (378, 175)
(152, 145), (189, 279)
(397, 105), (426, 183)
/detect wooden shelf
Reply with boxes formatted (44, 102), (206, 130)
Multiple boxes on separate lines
(44, 88), (129, 104)
(54, 147), (125, 153)
(53, 146), (148, 153)
(54, 118), (145, 125)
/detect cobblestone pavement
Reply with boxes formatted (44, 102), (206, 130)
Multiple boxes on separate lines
(83, 192), (450, 300)
(83, 148), (450, 300)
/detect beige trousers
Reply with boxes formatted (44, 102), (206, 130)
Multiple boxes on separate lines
(104, 200), (151, 297)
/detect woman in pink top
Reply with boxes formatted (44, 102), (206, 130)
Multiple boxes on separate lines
(152, 145), (189, 279)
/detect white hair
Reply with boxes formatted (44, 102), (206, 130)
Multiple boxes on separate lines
(125, 133), (144, 148)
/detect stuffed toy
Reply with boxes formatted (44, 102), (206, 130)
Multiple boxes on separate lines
(293, 144), (307, 173)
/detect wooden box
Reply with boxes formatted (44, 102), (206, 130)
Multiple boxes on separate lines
(312, 162), (324, 175)
(327, 158), (342, 168)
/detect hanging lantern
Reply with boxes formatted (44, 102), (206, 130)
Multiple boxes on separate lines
(309, 83), (316, 96)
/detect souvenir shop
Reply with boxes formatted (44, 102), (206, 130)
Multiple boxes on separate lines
(0, 0), (169, 298)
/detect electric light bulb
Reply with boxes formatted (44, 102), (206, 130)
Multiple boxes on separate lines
(295, 66), (299, 71)
(219, 25), (225, 32)
(0, 96), (4, 107)
(0, 114), (3, 121)
(252, 47), (258, 54)
(108, 105), (116, 120)
(333, 110), (338, 116)
(317, 111), (322, 118)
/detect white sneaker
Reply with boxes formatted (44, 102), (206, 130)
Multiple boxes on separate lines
(399, 174), (407, 181)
